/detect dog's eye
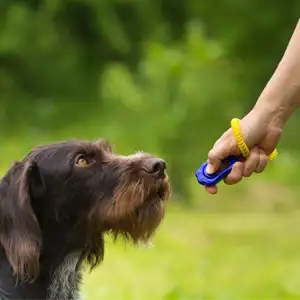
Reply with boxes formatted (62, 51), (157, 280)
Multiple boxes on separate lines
(76, 156), (89, 167)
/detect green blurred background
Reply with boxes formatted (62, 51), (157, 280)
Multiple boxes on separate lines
(2, 1), (300, 299)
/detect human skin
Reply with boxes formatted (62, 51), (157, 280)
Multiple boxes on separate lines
(205, 19), (300, 194)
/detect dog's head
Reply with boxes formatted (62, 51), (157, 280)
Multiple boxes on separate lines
(0, 139), (171, 282)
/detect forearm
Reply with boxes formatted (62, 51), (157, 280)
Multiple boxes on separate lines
(254, 19), (300, 127)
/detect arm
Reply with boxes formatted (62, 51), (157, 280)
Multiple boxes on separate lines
(205, 19), (300, 194)
(254, 19), (300, 128)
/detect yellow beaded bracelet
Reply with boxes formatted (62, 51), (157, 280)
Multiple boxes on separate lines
(230, 118), (278, 161)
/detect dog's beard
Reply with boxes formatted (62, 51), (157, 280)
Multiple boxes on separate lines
(88, 176), (171, 244)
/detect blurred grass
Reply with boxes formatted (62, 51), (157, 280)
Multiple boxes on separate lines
(82, 207), (300, 300)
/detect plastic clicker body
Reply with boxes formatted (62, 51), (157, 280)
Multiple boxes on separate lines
(195, 156), (240, 186)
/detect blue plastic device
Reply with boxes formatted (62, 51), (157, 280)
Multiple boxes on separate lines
(195, 155), (240, 186)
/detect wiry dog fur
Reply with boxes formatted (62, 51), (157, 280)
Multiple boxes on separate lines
(0, 139), (171, 300)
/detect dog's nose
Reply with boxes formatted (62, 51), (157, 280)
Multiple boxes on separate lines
(142, 158), (166, 177)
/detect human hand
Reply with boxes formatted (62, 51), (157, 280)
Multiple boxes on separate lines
(205, 109), (282, 194)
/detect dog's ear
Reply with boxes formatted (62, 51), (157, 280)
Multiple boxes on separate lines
(0, 160), (42, 282)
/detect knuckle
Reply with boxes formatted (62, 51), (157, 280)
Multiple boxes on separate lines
(225, 168), (243, 184)
(224, 175), (241, 185)
(262, 155), (269, 164)
(243, 165), (255, 177)
(255, 154), (268, 173)
(243, 171), (253, 177)
(244, 153), (260, 177)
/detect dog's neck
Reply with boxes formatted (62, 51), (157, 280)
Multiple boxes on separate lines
(0, 247), (82, 300)
(18, 220), (84, 300)
(42, 228), (86, 300)
(40, 225), (87, 300)
(46, 251), (83, 300)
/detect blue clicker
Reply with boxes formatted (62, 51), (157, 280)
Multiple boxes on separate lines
(195, 155), (240, 186)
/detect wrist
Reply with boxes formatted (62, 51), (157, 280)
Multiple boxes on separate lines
(253, 98), (297, 129)
(252, 102), (284, 129)
(253, 81), (300, 129)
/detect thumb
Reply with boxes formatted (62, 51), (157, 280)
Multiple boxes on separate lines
(206, 160), (220, 175)
(206, 131), (238, 174)
(206, 149), (222, 174)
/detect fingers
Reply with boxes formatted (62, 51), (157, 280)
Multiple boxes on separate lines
(205, 185), (218, 194)
(204, 117), (274, 194)
(206, 129), (237, 174)
(255, 149), (268, 173)
(206, 153), (221, 174)
(224, 161), (244, 185)
(224, 147), (269, 185)
(205, 148), (269, 194)
(243, 146), (260, 177)
(243, 146), (269, 176)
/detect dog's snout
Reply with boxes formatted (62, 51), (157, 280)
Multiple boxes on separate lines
(142, 158), (166, 176)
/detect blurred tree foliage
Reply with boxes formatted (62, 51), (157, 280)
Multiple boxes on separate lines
(0, 0), (300, 199)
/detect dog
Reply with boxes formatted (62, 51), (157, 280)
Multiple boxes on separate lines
(0, 139), (171, 300)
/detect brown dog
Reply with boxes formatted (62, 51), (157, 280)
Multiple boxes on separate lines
(0, 139), (171, 300)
